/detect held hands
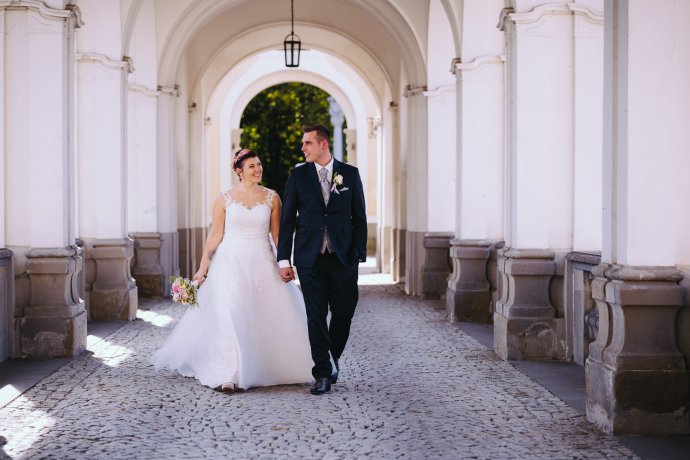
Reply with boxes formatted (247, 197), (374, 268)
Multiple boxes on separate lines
(192, 269), (208, 287)
(279, 267), (295, 283)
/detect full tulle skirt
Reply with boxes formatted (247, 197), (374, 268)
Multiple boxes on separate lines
(151, 237), (313, 389)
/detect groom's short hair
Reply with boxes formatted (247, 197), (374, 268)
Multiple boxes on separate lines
(302, 124), (330, 146)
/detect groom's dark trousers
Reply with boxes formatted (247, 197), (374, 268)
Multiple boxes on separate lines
(278, 160), (367, 379)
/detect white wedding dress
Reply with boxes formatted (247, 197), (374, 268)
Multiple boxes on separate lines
(151, 188), (313, 389)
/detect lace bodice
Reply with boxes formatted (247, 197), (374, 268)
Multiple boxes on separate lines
(221, 187), (276, 241)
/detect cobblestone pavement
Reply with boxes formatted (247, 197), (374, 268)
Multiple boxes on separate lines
(0, 277), (637, 459)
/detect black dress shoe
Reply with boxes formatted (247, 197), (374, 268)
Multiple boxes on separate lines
(310, 377), (331, 395)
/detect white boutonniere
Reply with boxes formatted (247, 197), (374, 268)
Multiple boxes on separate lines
(330, 172), (345, 194)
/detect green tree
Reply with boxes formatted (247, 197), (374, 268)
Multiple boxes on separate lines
(240, 82), (343, 197)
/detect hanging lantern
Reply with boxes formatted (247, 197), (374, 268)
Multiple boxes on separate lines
(283, 0), (301, 67)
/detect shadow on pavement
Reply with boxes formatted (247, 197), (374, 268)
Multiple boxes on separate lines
(452, 320), (690, 460)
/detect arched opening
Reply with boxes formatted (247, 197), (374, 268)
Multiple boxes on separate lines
(238, 82), (348, 197)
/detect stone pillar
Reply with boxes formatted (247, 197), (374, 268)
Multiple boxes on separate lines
(328, 97), (345, 161)
(493, 248), (564, 360)
(449, 1), (505, 322)
(586, 265), (688, 434)
(157, 87), (181, 295)
(585, 0), (690, 435)
(130, 233), (163, 297)
(420, 232), (453, 300)
(495, 2), (577, 359)
(128, 62), (163, 296)
(447, 240), (493, 323)
(22, 247), (87, 358)
(3, 3), (86, 358)
(403, 91), (428, 296)
(77, 0), (138, 319)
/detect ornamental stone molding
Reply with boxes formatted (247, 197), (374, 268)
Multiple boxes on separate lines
(0, 1), (83, 27)
(422, 84), (455, 99)
(157, 84), (180, 97)
(453, 55), (505, 75)
(77, 53), (133, 73)
(128, 84), (161, 98)
(498, 3), (603, 31)
(586, 263), (689, 435)
(403, 84), (427, 98)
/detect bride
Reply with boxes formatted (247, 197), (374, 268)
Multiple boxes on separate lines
(151, 149), (313, 392)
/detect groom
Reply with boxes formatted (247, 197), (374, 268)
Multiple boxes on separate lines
(278, 124), (367, 395)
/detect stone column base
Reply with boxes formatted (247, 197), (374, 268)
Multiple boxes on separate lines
(446, 239), (494, 322)
(21, 246), (87, 358)
(493, 248), (564, 360)
(392, 228), (406, 283)
(130, 232), (164, 297)
(586, 264), (689, 435)
(0, 249), (12, 362)
(421, 232), (453, 299)
(90, 238), (138, 321)
(160, 231), (180, 297)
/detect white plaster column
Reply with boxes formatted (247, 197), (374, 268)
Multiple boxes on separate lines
(128, 84), (162, 296)
(3, 2), (86, 358)
(126, 0), (164, 297)
(403, 90), (428, 297)
(157, 86), (181, 295)
(494, 1), (575, 360)
(414, 0), (457, 300)
(230, 128), (243, 152)
(387, 101), (405, 282)
(586, 0), (690, 435)
(77, 0), (137, 320)
(447, 0), (506, 322)
(328, 96), (345, 161)
(563, 1), (604, 368)
(344, 128), (357, 168)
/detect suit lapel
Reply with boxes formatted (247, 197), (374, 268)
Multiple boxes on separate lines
(327, 159), (341, 210)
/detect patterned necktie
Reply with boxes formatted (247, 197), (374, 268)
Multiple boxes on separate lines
(318, 167), (330, 205)
(318, 168), (332, 253)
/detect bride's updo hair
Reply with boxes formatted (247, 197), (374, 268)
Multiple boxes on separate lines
(232, 149), (258, 181)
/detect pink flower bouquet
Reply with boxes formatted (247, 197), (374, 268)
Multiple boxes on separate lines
(170, 276), (199, 309)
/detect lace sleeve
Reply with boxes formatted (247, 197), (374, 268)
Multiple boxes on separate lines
(264, 188), (277, 209)
(222, 189), (233, 208)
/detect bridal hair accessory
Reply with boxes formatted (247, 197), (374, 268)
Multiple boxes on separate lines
(232, 149), (258, 181)
(330, 172), (344, 194)
(170, 276), (199, 309)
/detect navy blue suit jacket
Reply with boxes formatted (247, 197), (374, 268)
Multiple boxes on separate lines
(278, 159), (367, 268)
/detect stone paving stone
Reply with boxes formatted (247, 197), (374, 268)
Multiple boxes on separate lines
(0, 285), (638, 459)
